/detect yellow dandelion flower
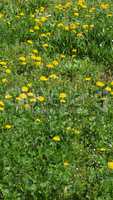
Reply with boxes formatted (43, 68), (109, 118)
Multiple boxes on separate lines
(59, 92), (67, 99)
(37, 96), (45, 102)
(57, 23), (64, 28)
(46, 63), (54, 68)
(64, 160), (69, 167)
(49, 74), (58, 79)
(31, 55), (41, 61)
(35, 118), (41, 122)
(0, 107), (4, 111)
(110, 91), (113, 95)
(107, 13), (112, 17)
(74, 12), (79, 17)
(5, 94), (12, 99)
(52, 60), (59, 66)
(21, 62), (27, 65)
(108, 161), (113, 169)
(60, 99), (66, 103)
(19, 12), (24, 16)
(0, 101), (4, 107)
(4, 124), (12, 129)
(40, 16), (48, 23)
(22, 86), (29, 93)
(52, 135), (61, 142)
(77, 32), (84, 37)
(40, 76), (48, 81)
(19, 93), (27, 99)
(60, 54), (65, 58)
(2, 78), (7, 83)
(96, 81), (105, 87)
(27, 40), (33, 44)
(32, 49), (38, 54)
(29, 29), (34, 33)
(19, 56), (26, 62)
(27, 92), (34, 97)
(104, 87), (111, 92)
(0, 61), (7, 65)
(84, 77), (92, 81)
(100, 3), (109, 10)
(5, 69), (11, 74)
(42, 43), (49, 48)
(34, 25), (40, 30)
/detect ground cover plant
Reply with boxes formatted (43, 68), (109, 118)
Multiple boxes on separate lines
(1, 0), (113, 199)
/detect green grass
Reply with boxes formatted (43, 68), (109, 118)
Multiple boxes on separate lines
(1, 0), (113, 199)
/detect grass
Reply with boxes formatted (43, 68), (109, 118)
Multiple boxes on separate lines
(1, 0), (113, 199)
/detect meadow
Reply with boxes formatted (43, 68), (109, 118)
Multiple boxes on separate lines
(1, 0), (113, 199)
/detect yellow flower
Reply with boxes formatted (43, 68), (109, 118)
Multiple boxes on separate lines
(0, 101), (4, 107)
(23, 104), (30, 109)
(52, 60), (59, 66)
(20, 62), (27, 65)
(64, 160), (69, 167)
(37, 96), (45, 102)
(5, 94), (12, 99)
(31, 55), (41, 61)
(100, 3), (109, 10)
(42, 43), (49, 48)
(49, 74), (58, 79)
(72, 49), (77, 53)
(108, 161), (113, 169)
(52, 135), (61, 142)
(60, 99), (66, 103)
(40, 16), (48, 23)
(22, 86), (29, 93)
(46, 64), (54, 68)
(0, 61), (7, 65)
(32, 49), (38, 54)
(82, 24), (89, 30)
(74, 12), (79, 17)
(107, 13), (112, 17)
(57, 23), (64, 28)
(19, 56), (26, 62)
(34, 25), (40, 30)
(2, 78), (7, 83)
(0, 107), (4, 111)
(40, 76), (48, 81)
(104, 87), (111, 92)
(27, 92), (34, 97)
(19, 93), (27, 99)
(84, 77), (92, 81)
(59, 92), (67, 99)
(60, 54), (65, 58)
(98, 148), (106, 152)
(5, 69), (11, 74)
(77, 32), (84, 37)
(29, 29), (34, 33)
(4, 124), (12, 129)
(19, 12), (24, 16)
(27, 40), (33, 44)
(35, 118), (41, 122)
(96, 81), (105, 87)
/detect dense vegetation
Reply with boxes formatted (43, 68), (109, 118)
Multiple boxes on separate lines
(1, 0), (113, 199)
